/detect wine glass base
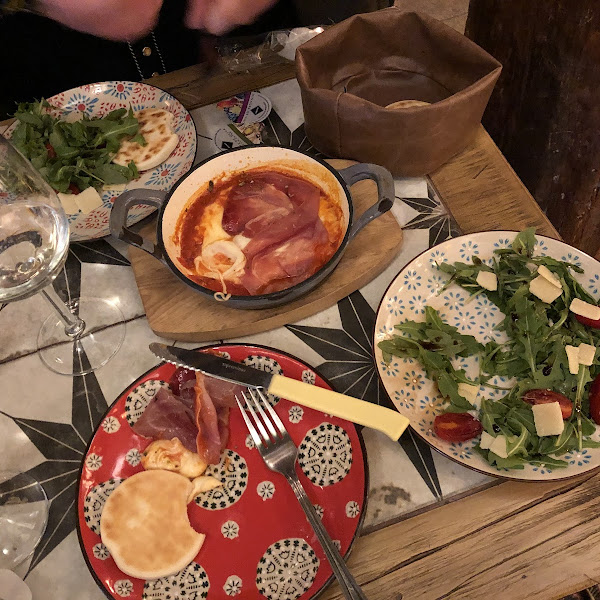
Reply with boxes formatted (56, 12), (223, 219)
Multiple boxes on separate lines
(0, 471), (48, 571)
(38, 297), (126, 376)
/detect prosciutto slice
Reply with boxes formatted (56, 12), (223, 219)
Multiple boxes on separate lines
(132, 367), (238, 466)
(204, 377), (245, 408)
(177, 379), (196, 410)
(169, 367), (196, 396)
(194, 372), (230, 465)
(132, 387), (198, 453)
(222, 181), (294, 235)
(223, 172), (322, 263)
(242, 219), (330, 294)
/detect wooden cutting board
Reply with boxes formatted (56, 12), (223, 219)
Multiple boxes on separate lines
(129, 159), (403, 341)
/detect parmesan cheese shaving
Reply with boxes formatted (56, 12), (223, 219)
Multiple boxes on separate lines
(570, 298), (600, 321)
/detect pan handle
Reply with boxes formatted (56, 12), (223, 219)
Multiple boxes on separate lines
(337, 163), (395, 242)
(109, 189), (168, 262)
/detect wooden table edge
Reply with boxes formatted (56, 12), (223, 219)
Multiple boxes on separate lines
(321, 471), (599, 600)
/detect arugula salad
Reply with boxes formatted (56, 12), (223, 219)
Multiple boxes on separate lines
(10, 99), (144, 194)
(379, 229), (600, 471)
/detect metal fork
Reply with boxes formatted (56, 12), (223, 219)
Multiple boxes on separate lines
(236, 389), (368, 600)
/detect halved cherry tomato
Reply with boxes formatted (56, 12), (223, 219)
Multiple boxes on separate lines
(168, 366), (196, 396)
(589, 375), (600, 425)
(522, 389), (572, 420)
(68, 183), (80, 195)
(45, 142), (56, 159)
(433, 413), (482, 442)
(575, 314), (600, 329)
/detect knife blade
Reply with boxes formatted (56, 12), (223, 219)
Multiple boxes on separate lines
(149, 343), (409, 441)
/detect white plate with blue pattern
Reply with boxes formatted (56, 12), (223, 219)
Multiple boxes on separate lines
(374, 231), (600, 480)
(4, 81), (197, 242)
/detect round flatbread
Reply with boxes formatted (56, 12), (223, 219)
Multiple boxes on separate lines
(385, 100), (431, 109)
(113, 108), (179, 172)
(99, 470), (205, 579)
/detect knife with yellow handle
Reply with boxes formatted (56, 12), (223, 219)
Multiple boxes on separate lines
(149, 343), (409, 440)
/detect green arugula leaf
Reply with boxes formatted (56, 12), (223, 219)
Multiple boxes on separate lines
(130, 133), (147, 146)
(14, 111), (45, 127)
(527, 457), (568, 469)
(106, 107), (128, 120)
(553, 422), (575, 454)
(574, 366), (593, 449)
(581, 413), (596, 437)
(489, 453), (527, 470)
(506, 406), (536, 435)
(507, 427), (529, 457)
(93, 162), (135, 185)
(437, 372), (474, 410)
(394, 320), (427, 338)
(511, 227), (536, 257)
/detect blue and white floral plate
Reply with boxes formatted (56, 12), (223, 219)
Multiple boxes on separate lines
(374, 231), (600, 480)
(4, 81), (197, 242)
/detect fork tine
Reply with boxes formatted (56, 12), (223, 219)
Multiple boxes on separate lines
(255, 388), (287, 436)
(241, 390), (269, 442)
(236, 395), (264, 450)
(248, 389), (279, 439)
(241, 390), (272, 446)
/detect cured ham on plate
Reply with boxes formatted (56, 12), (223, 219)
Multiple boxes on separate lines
(133, 363), (242, 466)
(194, 373), (240, 466)
(132, 386), (198, 453)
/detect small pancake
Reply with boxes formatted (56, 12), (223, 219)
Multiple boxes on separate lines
(100, 470), (205, 579)
(386, 100), (431, 109)
(113, 108), (179, 172)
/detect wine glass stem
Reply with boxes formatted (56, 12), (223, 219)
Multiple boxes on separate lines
(41, 286), (86, 338)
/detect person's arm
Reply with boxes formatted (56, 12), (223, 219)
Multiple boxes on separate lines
(1, 0), (279, 40)
(0, 0), (33, 14)
(185, 0), (278, 35)
(1, 0), (163, 41)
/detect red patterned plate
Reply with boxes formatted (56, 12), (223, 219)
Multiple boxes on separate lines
(77, 345), (367, 600)
(4, 81), (197, 242)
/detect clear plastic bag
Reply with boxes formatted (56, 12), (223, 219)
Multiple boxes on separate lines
(217, 27), (324, 73)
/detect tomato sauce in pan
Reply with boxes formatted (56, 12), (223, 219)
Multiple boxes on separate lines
(173, 168), (344, 296)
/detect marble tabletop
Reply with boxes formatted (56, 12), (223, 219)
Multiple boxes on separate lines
(0, 79), (495, 599)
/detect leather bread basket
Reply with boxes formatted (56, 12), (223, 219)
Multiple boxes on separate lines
(296, 8), (502, 176)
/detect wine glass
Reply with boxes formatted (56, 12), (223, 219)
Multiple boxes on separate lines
(0, 136), (125, 375)
(0, 471), (48, 576)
